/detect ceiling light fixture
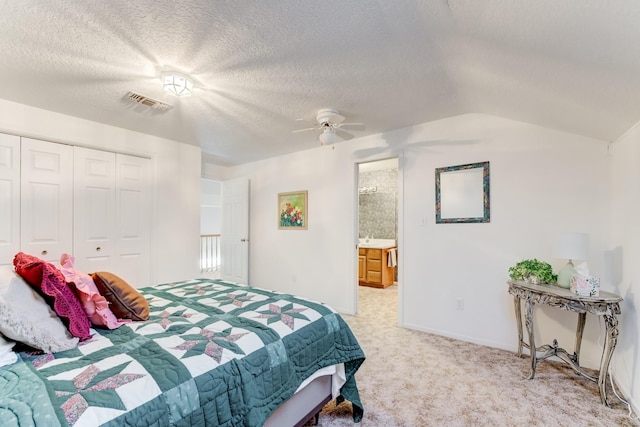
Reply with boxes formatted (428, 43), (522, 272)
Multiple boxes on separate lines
(319, 126), (340, 145)
(163, 72), (194, 97)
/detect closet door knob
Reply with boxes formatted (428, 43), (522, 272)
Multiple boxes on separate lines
(41, 250), (48, 255)
(96, 247), (101, 252)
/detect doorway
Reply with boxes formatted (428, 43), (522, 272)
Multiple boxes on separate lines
(200, 178), (221, 277)
(357, 158), (400, 319)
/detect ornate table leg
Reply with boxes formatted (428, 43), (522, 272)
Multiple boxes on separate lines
(574, 312), (586, 366)
(598, 312), (619, 406)
(524, 295), (536, 379)
(513, 296), (523, 357)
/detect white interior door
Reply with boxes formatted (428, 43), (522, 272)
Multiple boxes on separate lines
(220, 177), (249, 283)
(0, 133), (20, 264)
(21, 138), (73, 263)
(115, 154), (150, 287)
(73, 147), (116, 273)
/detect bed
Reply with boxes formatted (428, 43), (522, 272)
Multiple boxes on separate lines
(0, 269), (365, 426)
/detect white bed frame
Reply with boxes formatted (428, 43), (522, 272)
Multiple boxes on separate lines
(264, 374), (333, 427)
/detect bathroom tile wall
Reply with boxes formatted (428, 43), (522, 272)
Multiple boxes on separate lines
(359, 168), (398, 239)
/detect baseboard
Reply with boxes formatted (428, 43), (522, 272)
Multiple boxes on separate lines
(400, 321), (514, 353)
(610, 375), (639, 421)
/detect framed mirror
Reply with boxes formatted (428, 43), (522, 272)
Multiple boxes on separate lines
(435, 161), (490, 224)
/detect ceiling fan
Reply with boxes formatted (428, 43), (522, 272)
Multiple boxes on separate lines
(293, 108), (364, 145)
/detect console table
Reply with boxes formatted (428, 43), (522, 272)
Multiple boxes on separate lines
(507, 280), (622, 406)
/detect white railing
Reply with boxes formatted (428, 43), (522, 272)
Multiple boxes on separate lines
(200, 234), (221, 272)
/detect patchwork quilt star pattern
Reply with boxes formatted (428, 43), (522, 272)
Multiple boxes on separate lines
(3, 278), (365, 426)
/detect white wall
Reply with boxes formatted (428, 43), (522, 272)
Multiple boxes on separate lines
(222, 113), (615, 370)
(401, 115), (611, 354)
(610, 123), (640, 413)
(0, 98), (201, 285)
(230, 141), (360, 309)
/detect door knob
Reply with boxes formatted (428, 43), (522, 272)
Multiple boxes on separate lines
(96, 247), (101, 251)
(41, 250), (48, 255)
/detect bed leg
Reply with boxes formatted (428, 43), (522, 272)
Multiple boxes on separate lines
(314, 412), (320, 425)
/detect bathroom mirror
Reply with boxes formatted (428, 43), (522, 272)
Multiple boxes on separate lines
(435, 161), (490, 224)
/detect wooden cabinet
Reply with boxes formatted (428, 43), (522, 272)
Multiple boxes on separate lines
(359, 247), (396, 288)
(358, 249), (366, 282)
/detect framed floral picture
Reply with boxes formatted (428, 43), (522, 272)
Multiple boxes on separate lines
(278, 190), (308, 230)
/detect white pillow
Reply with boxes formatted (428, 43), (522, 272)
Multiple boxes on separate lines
(0, 334), (17, 366)
(0, 265), (79, 353)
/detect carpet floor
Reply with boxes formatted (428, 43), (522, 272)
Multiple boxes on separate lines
(310, 285), (638, 426)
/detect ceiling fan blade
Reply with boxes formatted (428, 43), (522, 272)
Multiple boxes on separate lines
(326, 112), (345, 125)
(336, 122), (365, 132)
(292, 127), (318, 133)
(335, 128), (355, 140)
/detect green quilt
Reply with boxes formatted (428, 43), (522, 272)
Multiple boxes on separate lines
(0, 278), (365, 426)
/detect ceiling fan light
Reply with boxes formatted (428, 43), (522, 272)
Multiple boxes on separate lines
(319, 128), (340, 145)
(163, 72), (194, 97)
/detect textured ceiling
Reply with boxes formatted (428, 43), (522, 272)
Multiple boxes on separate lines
(1, 1), (640, 165)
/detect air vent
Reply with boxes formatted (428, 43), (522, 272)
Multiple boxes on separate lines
(125, 91), (173, 111)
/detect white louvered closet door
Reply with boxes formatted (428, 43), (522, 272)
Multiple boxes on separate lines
(20, 138), (73, 263)
(0, 133), (20, 264)
(116, 154), (150, 288)
(73, 147), (116, 273)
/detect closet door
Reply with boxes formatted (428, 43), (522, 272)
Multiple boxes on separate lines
(0, 134), (20, 264)
(73, 147), (116, 273)
(116, 154), (150, 287)
(20, 138), (73, 263)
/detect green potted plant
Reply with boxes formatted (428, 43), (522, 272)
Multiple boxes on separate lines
(508, 259), (557, 285)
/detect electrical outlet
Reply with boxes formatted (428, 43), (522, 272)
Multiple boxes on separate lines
(456, 299), (464, 310)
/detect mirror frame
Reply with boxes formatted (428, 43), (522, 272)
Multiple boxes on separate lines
(435, 161), (490, 224)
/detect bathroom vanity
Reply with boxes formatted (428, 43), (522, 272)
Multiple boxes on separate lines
(358, 239), (397, 288)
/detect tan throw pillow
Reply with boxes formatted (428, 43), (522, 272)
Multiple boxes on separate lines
(0, 265), (79, 353)
(90, 272), (149, 321)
